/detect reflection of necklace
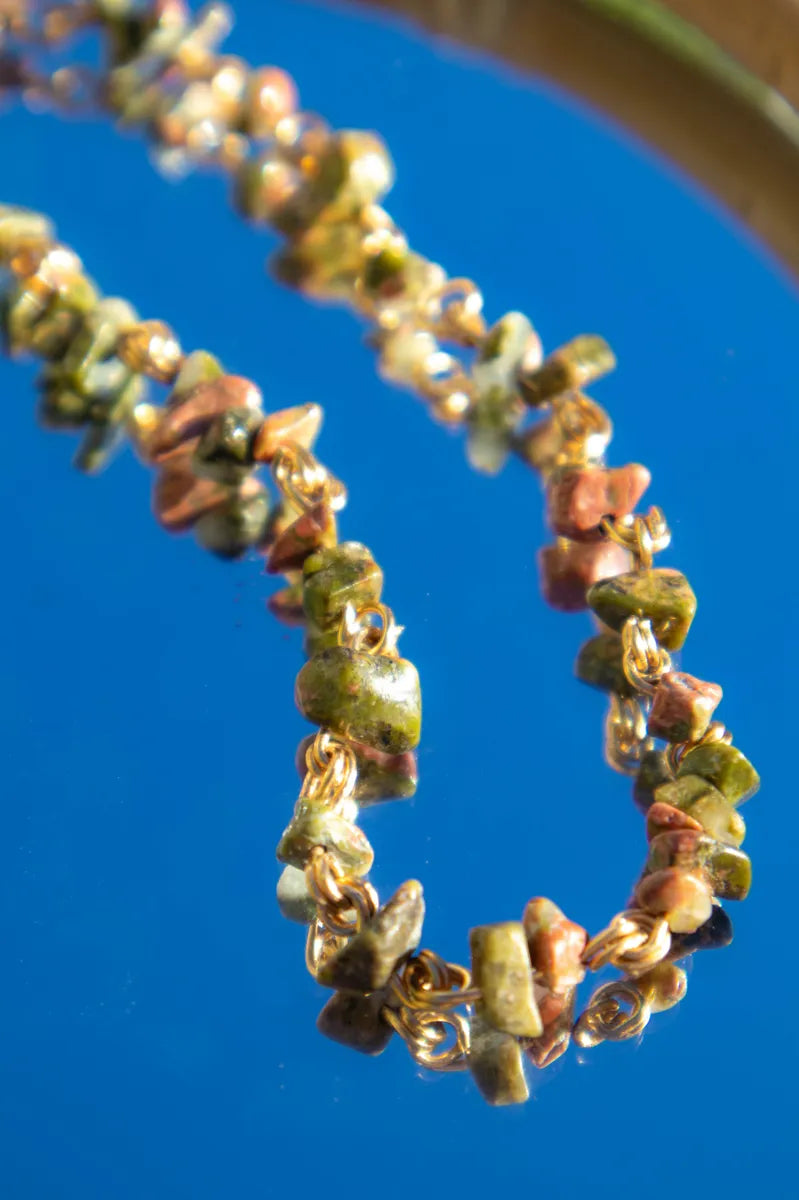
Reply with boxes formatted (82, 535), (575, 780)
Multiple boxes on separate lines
(3, 1), (758, 1105)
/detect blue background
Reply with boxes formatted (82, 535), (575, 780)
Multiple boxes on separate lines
(0, 1), (795, 1196)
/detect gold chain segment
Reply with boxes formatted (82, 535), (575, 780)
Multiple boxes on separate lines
(0, 1), (759, 1106)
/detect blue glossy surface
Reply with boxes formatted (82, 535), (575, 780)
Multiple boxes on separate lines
(0, 2), (794, 1196)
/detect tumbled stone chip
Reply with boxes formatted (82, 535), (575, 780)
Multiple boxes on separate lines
(316, 880), (425, 991)
(470, 921), (542, 1038)
(586, 568), (697, 650)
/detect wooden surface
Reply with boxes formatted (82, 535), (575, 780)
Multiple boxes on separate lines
(350, 0), (799, 280)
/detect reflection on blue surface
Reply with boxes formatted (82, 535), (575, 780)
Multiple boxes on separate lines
(0, 2), (794, 1196)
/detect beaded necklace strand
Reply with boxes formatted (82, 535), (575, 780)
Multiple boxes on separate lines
(0, 1), (758, 1105)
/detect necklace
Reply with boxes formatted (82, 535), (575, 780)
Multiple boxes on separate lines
(1, 0), (758, 1106)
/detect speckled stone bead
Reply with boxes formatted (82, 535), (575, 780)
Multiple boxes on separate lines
(575, 631), (636, 697)
(252, 402), (323, 463)
(677, 742), (760, 805)
(633, 749), (674, 813)
(266, 502), (337, 573)
(539, 538), (632, 612)
(470, 922), (542, 1038)
(194, 484), (270, 558)
(655, 776), (746, 846)
(152, 465), (229, 531)
(546, 463), (651, 541)
(302, 541), (383, 631)
(647, 830), (751, 900)
(646, 801), (704, 841)
(171, 349), (224, 400)
(295, 734), (418, 804)
(671, 904), (734, 955)
(522, 897), (587, 992)
(295, 646), (422, 754)
(467, 311), (535, 474)
(518, 333), (616, 407)
(635, 962), (688, 1012)
(316, 880), (425, 991)
(469, 1014), (530, 1106)
(152, 374), (262, 457)
(317, 989), (394, 1056)
(303, 621), (344, 657)
(648, 672), (723, 743)
(586, 568), (697, 651)
(276, 799), (373, 876)
(635, 867), (714, 933)
(276, 864), (317, 924)
(525, 986), (575, 1069)
(192, 406), (263, 483)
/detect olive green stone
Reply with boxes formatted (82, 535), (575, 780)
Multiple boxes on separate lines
(276, 865), (317, 924)
(276, 800), (374, 876)
(634, 748), (674, 812)
(678, 742), (760, 805)
(317, 989), (394, 1056)
(0, 207), (53, 262)
(195, 489), (270, 559)
(193, 407), (262, 483)
(470, 921), (542, 1038)
(575, 631), (635, 697)
(302, 542), (384, 632)
(303, 621), (342, 657)
(468, 1014), (529, 1106)
(654, 776), (746, 847)
(316, 880), (425, 991)
(295, 646), (422, 754)
(647, 832), (751, 900)
(518, 333), (615, 407)
(586, 569), (697, 650)
(467, 312), (531, 475)
(171, 350), (224, 402)
(5, 272), (100, 360)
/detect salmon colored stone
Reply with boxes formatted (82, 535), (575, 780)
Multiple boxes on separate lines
(538, 538), (632, 612)
(522, 897), (587, 992)
(252, 402), (323, 463)
(150, 375), (262, 456)
(646, 801), (704, 841)
(546, 463), (651, 541)
(267, 582), (306, 626)
(152, 468), (229, 531)
(266, 502), (336, 574)
(525, 985), (575, 1069)
(648, 671), (723, 743)
(635, 867), (714, 933)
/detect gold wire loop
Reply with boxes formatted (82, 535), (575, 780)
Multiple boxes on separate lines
(305, 918), (347, 977)
(419, 277), (486, 345)
(573, 980), (651, 1048)
(551, 391), (613, 466)
(604, 693), (653, 776)
(621, 616), (672, 694)
(305, 847), (379, 938)
(668, 719), (733, 773)
(582, 909), (671, 975)
(272, 442), (347, 513)
(338, 601), (403, 656)
(390, 950), (480, 1011)
(382, 1004), (471, 1071)
(601, 506), (670, 570)
(299, 731), (358, 808)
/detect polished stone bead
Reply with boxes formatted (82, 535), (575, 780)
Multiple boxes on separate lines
(635, 867), (714, 933)
(116, 319), (183, 383)
(252, 402), (323, 462)
(303, 621), (343, 657)
(4, 253), (99, 359)
(522, 897), (587, 992)
(467, 312), (534, 474)
(539, 538), (631, 612)
(317, 989), (394, 1056)
(671, 904), (734, 955)
(470, 922), (542, 1038)
(586, 568), (697, 650)
(647, 830), (751, 900)
(646, 801), (704, 841)
(152, 374), (261, 456)
(469, 1014), (530, 1106)
(171, 349), (224, 400)
(635, 962), (688, 1012)
(152, 465), (229, 531)
(295, 646), (422, 754)
(194, 485), (270, 558)
(276, 864), (317, 924)
(524, 985), (574, 1069)
(648, 672), (723, 743)
(316, 880), (425, 991)
(546, 463), (650, 541)
(302, 541), (383, 631)
(266, 503), (337, 574)
(654, 775), (746, 846)
(633, 749), (674, 812)
(276, 799), (374, 876)
(310, 130), (394, 224)
(574, 631), (635, 697)
(677, 742), (760, 804)
(518, 334), (616, 407)
(193, 406), (263, 483)
(296, 734), (417, 804)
